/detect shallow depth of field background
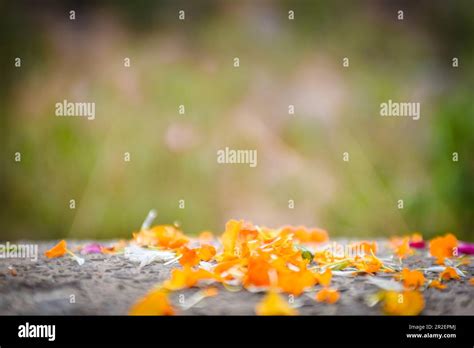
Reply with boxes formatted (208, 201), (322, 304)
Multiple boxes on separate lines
(1, 0), (473, 241)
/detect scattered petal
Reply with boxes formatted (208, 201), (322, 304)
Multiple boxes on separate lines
(458, 242), (474, 255)
(381, 290), (424, 316)
(278, 268), (317, 295)
(124, 245), (175, 268)
(203, 287), (219, 297)
(129, 288), (175, 315)
(429, 234), (458, 265)
(395, 268), (425, 289)
(428, 280), (447, 290)
(314, 268), (332, 287)
(178, 246), (200, 267)
(409, 233), (425, 249)
(439, 267), (461, 281)
(255, 291), (297, 315)
(163, 266), (216, 290)
(390, 237), (414, 258)
(197, 244), (216, 262)
(45, 240), (67, 258)
(315, 288), (340, 304)
(81, 243), (102, 255)
(133, 225), (188, 249)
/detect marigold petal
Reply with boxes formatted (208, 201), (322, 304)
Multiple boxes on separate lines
(428, 280), (447, 290)
(197, 244), (217, 262)
(315, 287), (340, 304)
(163, 266), (216, 290)
(179, 246), (200, 267)
(244, 255), (272, 288)
(314, 269), (332, 287)
(382, 290), (424, 316)
(129, 288), (175, 316)
(278, 269), (316, 295)
(44, 240), (68, 258)
(429, 233), (458, 264)
(439, 267), (460, 281)
(255, 291), (297, 315)
(396, 268), (425, 290)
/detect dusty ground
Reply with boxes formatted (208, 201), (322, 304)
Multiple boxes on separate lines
(0, 240), (473, 315)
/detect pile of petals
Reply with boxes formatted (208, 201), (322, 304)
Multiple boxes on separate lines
(44, 211), (474, 316)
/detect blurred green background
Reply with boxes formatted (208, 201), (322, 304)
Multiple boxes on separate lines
(1, 0), (473, 241)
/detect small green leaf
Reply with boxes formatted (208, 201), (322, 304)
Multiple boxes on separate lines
(302, 250), (313, 261)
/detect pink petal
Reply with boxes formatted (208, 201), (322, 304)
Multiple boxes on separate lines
(81, 243), (103, 254)
(409, 240), (425, 249)
(458, 242), (474, 255)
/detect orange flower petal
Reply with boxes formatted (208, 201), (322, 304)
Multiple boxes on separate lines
(429, 233), (458, 264)
(178, 246), (200, 267)
(353, 241), (378, 255)
(411, 233), (423, 243)
(439, 267), (460, 281)
(221, 219), (243, 257)
(133, 225), (188, 249)
(255, 291), (297, 315)
(283, 226), (329, 243)
(355, 255), (383, 274)
(278, 269), (316, 295)
(382, 290), (424, 316)
(315, 287), (340, 304)
(244, 255), (272, 288)
(129, 288), (175, 316)
(100, 240), (127, 254)
(203, 287), (219, 297)
(428, 279), (447, 290)
(390, 237), (414, 259)
(198, 231), (214, 243)
(214, 259), (242, 275)
(314, 268), (332, 287)
(44, 240), (67, 258)
(197, 244), (217, 262)
(163, 266), (216, 290)
(395, 268), (425, 289)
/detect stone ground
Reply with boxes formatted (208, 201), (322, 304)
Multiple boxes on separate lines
(0, 241), (473, 315)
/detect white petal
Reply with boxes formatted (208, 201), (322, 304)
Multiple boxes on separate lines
(124, 245), (175, 268)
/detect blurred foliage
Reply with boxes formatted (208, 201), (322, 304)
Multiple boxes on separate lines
(1, 0), (473, 241)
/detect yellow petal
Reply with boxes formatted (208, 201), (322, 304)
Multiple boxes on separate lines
(255, 291), (297, 316)
(129, 288), (175, 316)
(382, 290), (424, 316)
